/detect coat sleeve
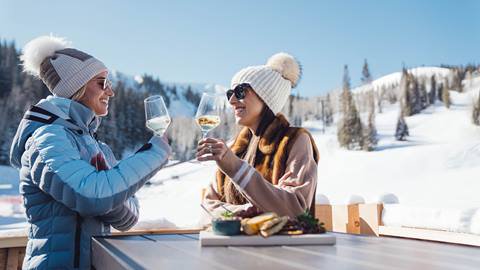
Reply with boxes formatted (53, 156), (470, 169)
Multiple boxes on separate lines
(95, 141), (139, 230)
(203, 181), (253, 217)
(99, 196), (139, 231)
(26, 124), (170, 217)
(223, 132), (318, 218)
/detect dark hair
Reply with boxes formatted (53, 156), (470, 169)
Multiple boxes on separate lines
(223, 104), (276, 204)
(254, 105), (276, 136)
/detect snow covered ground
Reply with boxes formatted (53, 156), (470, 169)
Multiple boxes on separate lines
(1, 71), (480, 234)
(312, 93), (480, 208)
(0, 165), (27, 229)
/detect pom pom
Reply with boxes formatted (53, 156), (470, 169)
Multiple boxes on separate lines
(20, 35), (70, 77)
(266, 52), (302, 87)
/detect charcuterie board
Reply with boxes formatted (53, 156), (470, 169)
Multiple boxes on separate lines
(199, 231), (336, 246)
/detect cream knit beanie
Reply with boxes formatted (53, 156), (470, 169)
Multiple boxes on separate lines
(230, 52), (301, 114)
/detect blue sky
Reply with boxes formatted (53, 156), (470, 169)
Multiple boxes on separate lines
(1, 0), (479, 96)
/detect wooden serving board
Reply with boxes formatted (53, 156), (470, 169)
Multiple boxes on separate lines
(199, 231), (336, 246)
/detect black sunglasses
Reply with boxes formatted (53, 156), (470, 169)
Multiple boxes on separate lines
(226, 83), (250, 100)
(96, 77), (112, 91)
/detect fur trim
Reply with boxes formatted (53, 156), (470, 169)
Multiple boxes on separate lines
(21, 35), (70, 77)
(216, 113), (320, 206)
(266, 52), (302, 88)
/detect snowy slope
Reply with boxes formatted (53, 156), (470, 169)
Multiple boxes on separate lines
(353, 66), (451, 93)
(312, 94), (480, 208)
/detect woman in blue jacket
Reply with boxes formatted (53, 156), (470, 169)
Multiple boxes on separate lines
(9, 35), (171, 269)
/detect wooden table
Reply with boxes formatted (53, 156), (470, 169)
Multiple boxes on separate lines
(92, 232), (480, 270)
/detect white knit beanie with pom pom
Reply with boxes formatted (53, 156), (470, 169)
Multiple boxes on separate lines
(230, 52), (301, 114)
(20, 35), (107, 98)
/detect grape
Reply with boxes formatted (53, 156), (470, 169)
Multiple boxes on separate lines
(234, 206), (263, 219)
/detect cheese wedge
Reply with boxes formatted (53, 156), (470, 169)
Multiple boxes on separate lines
(241, 218), (258, 235)
(260, 216), (288, 238)
(242, 212), (277, 235)
(246, 212), (277, 228)
(259, 217), (282, 231)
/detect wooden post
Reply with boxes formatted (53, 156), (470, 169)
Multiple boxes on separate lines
(0, 248), (7, 270)
(359, 203), (383, 236)
(315, 204), (332, 231)
(317, 203), (383, 236)
(347, 204), (361, 234)
(5, 248), (22, 270)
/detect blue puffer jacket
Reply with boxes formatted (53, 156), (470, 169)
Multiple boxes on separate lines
(9, 96), (170, 269)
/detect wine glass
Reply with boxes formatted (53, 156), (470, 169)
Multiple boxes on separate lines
(144, 95), (171, 136)
(190, 92), (224, 163)
(195, 92), (223, 138)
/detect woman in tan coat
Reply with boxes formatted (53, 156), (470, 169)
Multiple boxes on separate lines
(197, 53), (319, 219)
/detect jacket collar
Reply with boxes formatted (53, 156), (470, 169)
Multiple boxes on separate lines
(37, 95), (100, 134)
(232, 113), (290, 156)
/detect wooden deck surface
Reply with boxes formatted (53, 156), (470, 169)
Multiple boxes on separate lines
(92, 232), (480, 270)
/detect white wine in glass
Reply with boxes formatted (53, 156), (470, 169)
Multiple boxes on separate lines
(195, 93), (223, 138)
(144, 95), (171, 136)
(146, 115), (171, 136)
(196, 115), (221, 135)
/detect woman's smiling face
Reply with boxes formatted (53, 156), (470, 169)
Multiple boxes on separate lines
(228, 85), (264, 128)
(78, 71), (114, 116)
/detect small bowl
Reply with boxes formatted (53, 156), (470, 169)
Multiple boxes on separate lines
(212, 219), (241, 236)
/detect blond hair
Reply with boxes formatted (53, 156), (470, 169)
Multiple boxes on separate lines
(71, 84), (87, 101)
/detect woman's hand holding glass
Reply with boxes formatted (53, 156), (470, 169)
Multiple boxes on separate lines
(196, 138), (228, 162)
(196, 137), (242, 176)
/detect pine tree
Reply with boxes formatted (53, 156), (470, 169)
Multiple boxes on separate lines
(428, 75), (437, 105)
(185, 85), (201, 106)
(419, 79), (428, 109)
(438, 83), (444, 102)
(376, 86), (385, 113)
(452, 68), (465, 93)
(472, 92), (480, 126)
(324, 93), (334, 126)
(361, 59), (372, 85)
(400, 68), (412, 116)
(387, 86), (397, 104)
(410, 75), (422, 114)
(442, 80), (451, 109)
(363, 91), (378, 151)
(395, 114), (409, 141)
(337, 65), (364, 150)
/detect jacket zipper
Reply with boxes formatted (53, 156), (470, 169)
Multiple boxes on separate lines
(74, 213), (83, 268)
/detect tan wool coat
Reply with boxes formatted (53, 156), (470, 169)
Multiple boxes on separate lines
(203, 113), (319, 218)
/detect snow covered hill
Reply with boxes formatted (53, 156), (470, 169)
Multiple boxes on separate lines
(352, 66), (452, 93)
